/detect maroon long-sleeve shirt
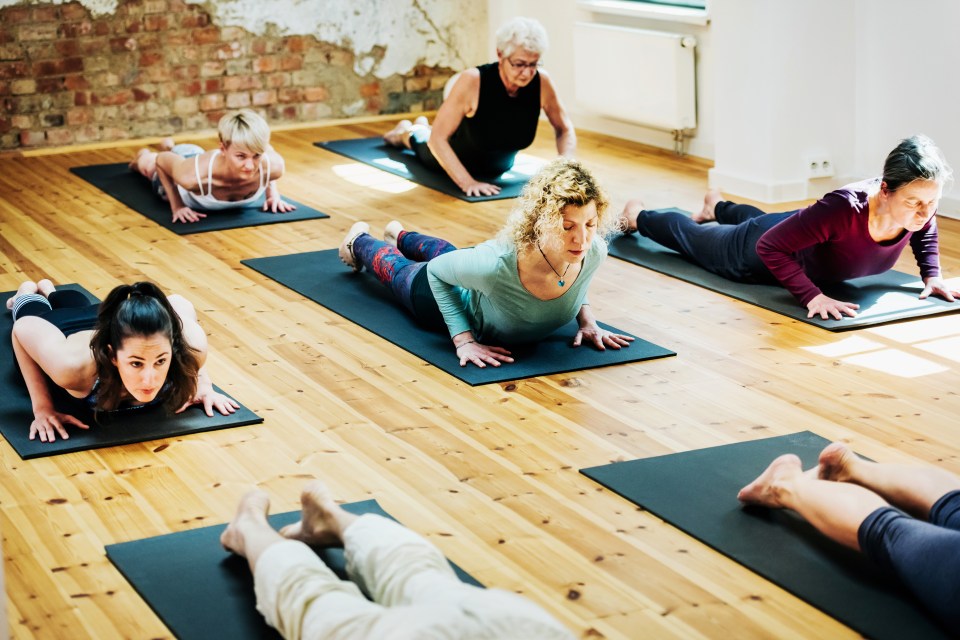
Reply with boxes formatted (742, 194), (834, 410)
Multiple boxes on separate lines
(756, 179), (940, 306)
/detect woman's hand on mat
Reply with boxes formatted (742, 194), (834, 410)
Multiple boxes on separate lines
(177, 388), (240, 417)
(573, 323), (635, 351)
(806, 293), (860, 320)
(462, 180), (501, 197)
(172, 206), (207, 224)
(263, 195), (297, 214)
(919, 276), (960, 302)
(456, 341), (514, 368)
(29, 407), (89, 442)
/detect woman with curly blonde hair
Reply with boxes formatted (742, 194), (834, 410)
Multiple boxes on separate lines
(338, 158), (632, 368)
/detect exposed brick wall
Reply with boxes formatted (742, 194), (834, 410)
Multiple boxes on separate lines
(0, 0), (453, 150)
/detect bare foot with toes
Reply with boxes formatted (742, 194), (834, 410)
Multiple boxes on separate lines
(220, 489), (272, 557)
(818, 442), (859, 482)
(737, 453), (804, 507)
(383, 120), (413, 147)
(619, 199), (645, 234)
(692, 188), (723, 223)
(279, 480), (355, 546)
(7, 280), (40, 310)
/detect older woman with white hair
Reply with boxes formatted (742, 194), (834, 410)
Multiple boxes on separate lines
(383, 17), (576, 197)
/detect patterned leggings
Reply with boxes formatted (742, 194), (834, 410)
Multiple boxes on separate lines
(351, 230), (456, 323)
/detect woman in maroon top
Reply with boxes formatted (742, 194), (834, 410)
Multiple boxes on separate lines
(620, 135), (958, 320)
(381, 17), (575, 197)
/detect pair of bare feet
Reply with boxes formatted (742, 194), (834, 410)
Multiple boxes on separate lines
(618, 188), (724, 233)
(6, 279), (56, 311)
(128, 137), (176, 178)
(220, 481), (358, 559)
(737, 441), (859, 508)
(382, 116), (429, 149)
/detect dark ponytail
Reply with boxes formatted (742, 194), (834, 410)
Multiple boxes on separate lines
(89, 282), (200, 412)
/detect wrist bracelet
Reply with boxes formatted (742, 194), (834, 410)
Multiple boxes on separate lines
(455, 340), (476, 350)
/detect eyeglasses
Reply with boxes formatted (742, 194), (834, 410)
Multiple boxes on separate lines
(506, 58), (542, 71)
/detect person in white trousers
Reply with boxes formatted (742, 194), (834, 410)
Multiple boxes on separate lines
(220, 481), (575, 640)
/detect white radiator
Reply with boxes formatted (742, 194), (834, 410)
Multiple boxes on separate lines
(573, 22), (697, 132)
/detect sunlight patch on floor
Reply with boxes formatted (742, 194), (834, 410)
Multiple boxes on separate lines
(841, 348), (949, 377)
(332, 163), (416, 193)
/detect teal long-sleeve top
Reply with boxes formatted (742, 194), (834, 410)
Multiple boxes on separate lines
(426, 236), (607, 344)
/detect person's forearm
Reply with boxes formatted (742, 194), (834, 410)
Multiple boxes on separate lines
(427, 136), (475, 190)
(155, 165), (188, 214)
(556, 126), (577, 157)
(576, 303), (596, 327)
(12, 329), (56, 413)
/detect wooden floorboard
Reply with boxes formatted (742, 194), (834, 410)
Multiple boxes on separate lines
(1, 118), (958, 639)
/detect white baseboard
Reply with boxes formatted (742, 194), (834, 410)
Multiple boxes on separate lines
(707, 167), (810, 203)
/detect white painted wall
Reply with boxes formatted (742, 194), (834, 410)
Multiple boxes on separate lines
(487, 0), (960, 216)
(488, 0), (715, 160)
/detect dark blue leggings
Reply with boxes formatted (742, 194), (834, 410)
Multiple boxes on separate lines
(351, 230), (455, 330)
(858, 490), (960, 628)
(634, 202), (798, 283)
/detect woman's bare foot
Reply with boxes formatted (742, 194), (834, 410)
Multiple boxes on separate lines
(160, 137), (175, 151)
(37, 279), (55, 297)
(220, 489), (271, 558)
(692, 188), (723, 223)
(818, 442), (860, 483)
(279, 480), (356, 546)
(619, 198), (645, 234)
(130, 148), (159, 178)
(737, 454), (804, 507)
(383, 120), (413, 148)
(6, 280), (40, 310)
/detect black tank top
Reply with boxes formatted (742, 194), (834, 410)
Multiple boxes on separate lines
(448, 62), (541, 176)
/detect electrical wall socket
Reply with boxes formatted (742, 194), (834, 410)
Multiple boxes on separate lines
(806, 155), (835, 178)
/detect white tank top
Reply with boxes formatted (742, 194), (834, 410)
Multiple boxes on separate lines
(176, 150), (270, 211)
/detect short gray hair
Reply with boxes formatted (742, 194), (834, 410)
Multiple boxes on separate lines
(883, 134), (953, 192)
(496, 17), (549, 57)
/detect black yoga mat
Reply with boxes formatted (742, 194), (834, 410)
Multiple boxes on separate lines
(610, 207), (960, 331)
(0, 284), (263, 459)
(580, 432), (949, 639)
(106, 499), (482, 640)
(314, 137), (541, 202)
(70, 163), (329, 234)
(242, 249), (674, 385)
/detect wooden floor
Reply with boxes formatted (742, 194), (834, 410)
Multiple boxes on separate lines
(2, 118), (959, 639)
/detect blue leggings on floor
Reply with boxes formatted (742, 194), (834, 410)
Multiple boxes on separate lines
(635, 202), (798, 283)
(351, 230), (456, 330)
(858, 490), (960, 628)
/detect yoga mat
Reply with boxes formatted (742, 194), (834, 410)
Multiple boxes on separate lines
(580, 432), (949, 639)
(314, 137), (542, 202)
(242, 250), (675, 385)
(0, 284), (263, 459)
(106, 499), (483, 640)
(610, 208), (960, 331)
(70, 163), (329, 234)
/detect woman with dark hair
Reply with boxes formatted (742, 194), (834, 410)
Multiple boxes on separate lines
(620, 135), (959, 319)
(7, 279), (238, 442)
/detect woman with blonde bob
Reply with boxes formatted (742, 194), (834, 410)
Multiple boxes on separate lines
(130, 109), (294, 224)
(338, 158), (633, 368)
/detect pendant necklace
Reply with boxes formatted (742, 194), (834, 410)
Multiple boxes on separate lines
(538, 246), (570, 287)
